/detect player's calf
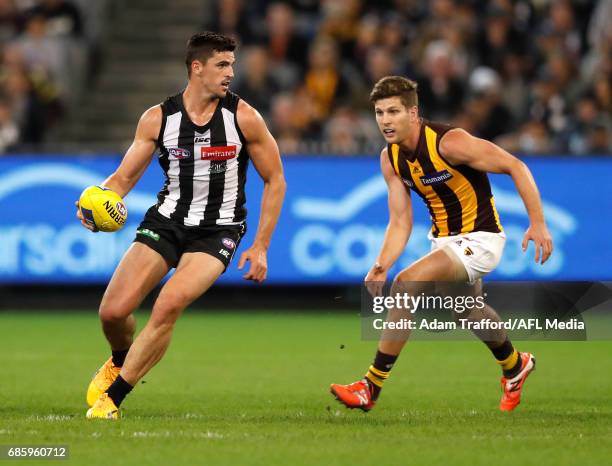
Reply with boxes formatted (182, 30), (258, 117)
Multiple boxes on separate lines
(99, 299), (138, 350)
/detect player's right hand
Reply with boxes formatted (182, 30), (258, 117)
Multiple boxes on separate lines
(365, 262), (387, 297)
(75, 200), (95, 231)
(522, 222), (553, 264)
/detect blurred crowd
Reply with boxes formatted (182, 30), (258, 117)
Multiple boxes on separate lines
(209, 0), (611, 155)
(0, 0), (609, 156)
(0, 0), (91, 152)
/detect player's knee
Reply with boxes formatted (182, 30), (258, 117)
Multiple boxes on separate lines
(99, 299), (134, 323)
(391, 269), (420, 294)
(151, 290), (189, 325)
(393, 267), (419, 284)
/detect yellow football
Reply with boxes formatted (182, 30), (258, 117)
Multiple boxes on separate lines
(79, 186), (128, 232)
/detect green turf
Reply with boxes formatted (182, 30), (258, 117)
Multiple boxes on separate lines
(1, 311), (611, 465)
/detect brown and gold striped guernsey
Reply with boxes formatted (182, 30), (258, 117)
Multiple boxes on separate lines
(387, 119), (502, 238)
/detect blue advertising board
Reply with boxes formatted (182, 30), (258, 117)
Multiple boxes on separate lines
(0, 155), (609, 283)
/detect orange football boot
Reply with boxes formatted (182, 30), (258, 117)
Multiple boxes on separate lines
(500, 352), (536, 412)
(330, 379), (376, 412)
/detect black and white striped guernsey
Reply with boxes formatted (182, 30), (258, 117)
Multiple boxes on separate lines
(155, 90), (249, 227)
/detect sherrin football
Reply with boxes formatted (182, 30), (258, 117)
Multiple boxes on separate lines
(79, 185), (127, 232)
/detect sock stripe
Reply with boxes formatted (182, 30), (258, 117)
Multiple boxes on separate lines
(367, 351), (397, 401)
(497, 349), (519, 371)
(366, 374), (384, 387)
(366, 365), (390, 387)
(368, 366), (390, 380)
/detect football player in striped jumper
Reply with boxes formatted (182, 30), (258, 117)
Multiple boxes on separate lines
(331, 76), (553, 413)
(77, 32), (286, 419)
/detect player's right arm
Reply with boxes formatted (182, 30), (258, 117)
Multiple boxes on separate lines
(100, 105), (162, 197)
(365, 148), (413, 288)
(76, 105), (162, 230)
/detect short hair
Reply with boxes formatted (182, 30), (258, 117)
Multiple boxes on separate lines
(185, 32), (237, 76)
(370, 76), (418, 109)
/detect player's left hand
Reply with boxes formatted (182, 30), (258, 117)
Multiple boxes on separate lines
(522, 222), (553, 264)
(238, 245), (268, 283)
(74, 200), (95, 232)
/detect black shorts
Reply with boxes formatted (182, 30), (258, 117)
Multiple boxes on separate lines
(133, 206), (246, 270)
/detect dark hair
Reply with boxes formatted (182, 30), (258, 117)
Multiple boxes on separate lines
(370, 76), (418, 109)
(185, 32), (237, 76)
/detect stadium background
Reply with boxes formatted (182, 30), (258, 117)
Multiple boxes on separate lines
(1, 1), (611, 465)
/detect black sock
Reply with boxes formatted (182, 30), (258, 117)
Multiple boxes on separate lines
(111, 348), (129, 367)
(489, 339), (522, 378)
(106, 375), (133, 407)
(365, 351), (398, 401)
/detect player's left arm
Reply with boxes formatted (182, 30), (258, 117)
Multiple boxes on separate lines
(236, 99), (287, 283)
(439, 128), (553, 264)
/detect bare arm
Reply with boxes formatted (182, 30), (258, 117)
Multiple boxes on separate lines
(439, 128), (553, 264)
(375, 148), (413, 270)
(76, 105), (161, 230)
(101, 105), (162, 198)
(366, 148), (413, 289)
(236, 99), (286, 282)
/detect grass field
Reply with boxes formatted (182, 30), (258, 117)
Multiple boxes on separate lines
(1, 310), (611, 465)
